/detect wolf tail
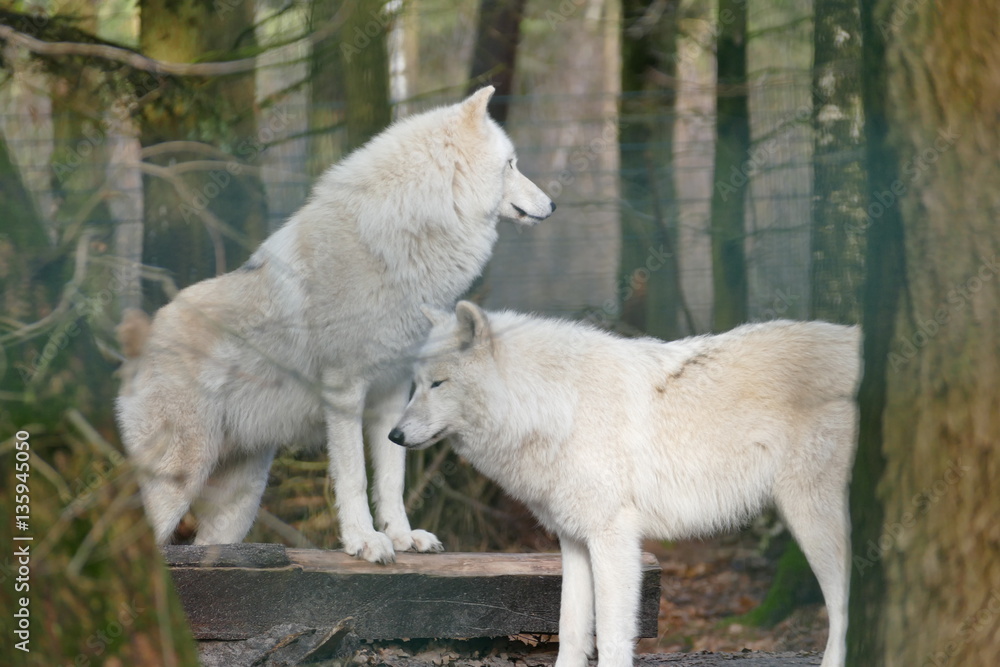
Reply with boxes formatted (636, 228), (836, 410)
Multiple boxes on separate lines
(117, 308), (151, 359)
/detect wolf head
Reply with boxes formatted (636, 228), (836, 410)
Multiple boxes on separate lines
(453, 86), (556, 226)
(389, 301), (495, 450)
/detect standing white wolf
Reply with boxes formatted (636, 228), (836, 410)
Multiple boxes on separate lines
(390, 302), (860, 667)
(116, 87), (555, 563)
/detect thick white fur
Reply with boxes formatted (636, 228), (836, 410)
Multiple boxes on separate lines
(391, 302), (859, 667)
(116, 87), (554, 563)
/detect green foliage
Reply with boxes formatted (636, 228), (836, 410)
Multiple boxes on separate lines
(0, 421), (198, 666)
(730, 540), (821, 628)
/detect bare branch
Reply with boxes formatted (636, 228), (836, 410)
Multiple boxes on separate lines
(0, 7), (349, 77)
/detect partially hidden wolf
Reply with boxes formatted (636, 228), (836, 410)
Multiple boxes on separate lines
(116, 87), (555, 563)
(390, 302), (860, 667)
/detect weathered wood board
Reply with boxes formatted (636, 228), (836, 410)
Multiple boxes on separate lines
(164, 544), (661, 640)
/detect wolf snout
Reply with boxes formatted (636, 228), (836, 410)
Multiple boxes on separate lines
(388, 427), (407, 446)
(513, 200), (556, 222)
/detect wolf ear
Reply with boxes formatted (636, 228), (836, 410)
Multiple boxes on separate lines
(455, 300), (491, 351)
(420, 304), (451, 328)
(461, 86), (495, 123)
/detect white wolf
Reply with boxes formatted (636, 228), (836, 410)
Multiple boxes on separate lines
(390, 302), (860, 667)
(116, 87), (555, 563)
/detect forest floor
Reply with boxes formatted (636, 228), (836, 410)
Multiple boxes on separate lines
(637, 535), (829, 655)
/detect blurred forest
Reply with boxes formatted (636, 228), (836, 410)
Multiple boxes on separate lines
(0, 0), (998, 665)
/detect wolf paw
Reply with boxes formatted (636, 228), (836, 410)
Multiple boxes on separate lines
(343, 531), (396, 564)
(390, 529), (444, 553)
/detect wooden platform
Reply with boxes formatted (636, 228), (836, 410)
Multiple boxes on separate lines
(164, 544), (661, 640)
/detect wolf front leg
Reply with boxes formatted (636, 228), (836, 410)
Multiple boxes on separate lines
(323, 370), (396, 564)
(367, 379), (443, 553)
(555, 535), (595, 667)
(589, 519), (643, 667)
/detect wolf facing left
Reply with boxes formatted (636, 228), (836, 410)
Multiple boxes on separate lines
(116, 87), (555, 563)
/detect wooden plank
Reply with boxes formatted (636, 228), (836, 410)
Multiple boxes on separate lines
(164, 544), (661, 641)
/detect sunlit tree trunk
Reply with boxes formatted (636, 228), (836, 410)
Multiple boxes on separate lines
(809, 0), (865, 324)
(138, 0), (268, 307)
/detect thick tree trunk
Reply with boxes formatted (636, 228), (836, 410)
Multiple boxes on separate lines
(138, 0), (268, 306)
(849, 0), (1000, 664)
(618, 0), (684, 340)
(709, 0), (749, 332)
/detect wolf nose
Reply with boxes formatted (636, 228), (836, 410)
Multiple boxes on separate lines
(388, 428), (406, 446)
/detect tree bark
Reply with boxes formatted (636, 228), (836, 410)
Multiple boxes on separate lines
(849, 0), (1000, 664)
(341, 0), (392, 153)
(467, 0), (526, 125)
(138, 0), (268, 307)
(482, 0), (620, 317)
(809, 0), (866, 324)
(709, 0), (749, 332)
(618, 0), (684, 340)
(308, 0), (346, 178)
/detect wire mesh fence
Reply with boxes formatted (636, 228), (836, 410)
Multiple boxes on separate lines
(2, 80), (824, 330)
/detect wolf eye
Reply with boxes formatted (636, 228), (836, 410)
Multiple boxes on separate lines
(507, 159), (514, 169)
(430, 379), (447, 388)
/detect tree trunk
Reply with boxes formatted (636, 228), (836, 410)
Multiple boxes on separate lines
(618, 0), (684, 340)
(809, 0), (866, 324)
(748, 0), (869, 631)
(341, 0), (392, 153)
(48, 0), (114, 240)
(482, 0), (621, 317)
(849, 0), (1000, 664)
(308, 0), (347, 178)
(709, 0), (749, 332)
(467, 0), (527, 125)
(138, 0), (268, 307)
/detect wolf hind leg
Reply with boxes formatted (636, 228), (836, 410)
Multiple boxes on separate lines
(139, 476), (198, 544)
(193, 450), (275, 544)
(775, 456), (850, 667)
(129, 419), (215, 544)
